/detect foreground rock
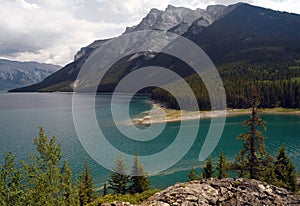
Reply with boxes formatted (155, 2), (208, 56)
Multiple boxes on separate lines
(145, 178), (300, 206)
(102, 178), (300, 206)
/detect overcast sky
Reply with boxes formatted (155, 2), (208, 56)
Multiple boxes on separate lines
(1, 0), (300, 66)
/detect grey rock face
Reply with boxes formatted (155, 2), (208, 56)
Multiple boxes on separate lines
(101, 178), (300, 206)
(124, 4), (231, 35)
(74, 39), (111, 61)
(143, 178), (300, 206)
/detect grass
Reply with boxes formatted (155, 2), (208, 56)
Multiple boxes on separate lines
(88, 190), (160, 205)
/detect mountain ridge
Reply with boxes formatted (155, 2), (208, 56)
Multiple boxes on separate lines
(0, 58), (60, 91)
(9, 2), (300, 94)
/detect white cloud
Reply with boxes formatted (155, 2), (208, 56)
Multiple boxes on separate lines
(0, 0), (126, 65)
(250, 0), (300, 14)
(0, 0), (299, 65)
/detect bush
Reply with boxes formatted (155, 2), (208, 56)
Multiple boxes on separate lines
(88, 190), (159, 205)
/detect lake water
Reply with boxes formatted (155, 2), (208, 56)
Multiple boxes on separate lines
(0, 93), (299, 190)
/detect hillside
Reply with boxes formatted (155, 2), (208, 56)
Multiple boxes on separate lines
(0, 59), (60, 91)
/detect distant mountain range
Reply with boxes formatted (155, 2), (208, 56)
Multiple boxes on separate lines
(10, 2), (300, 93)
(0, 59), (60, 91)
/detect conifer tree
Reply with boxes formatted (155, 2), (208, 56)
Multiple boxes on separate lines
(259, 153), (277, 185)
(202, 157), (214, 179)
(78, 160), (97, 206)
(23, 128), (79, 206)
(0, 152), (24, 206)
(188, 167), (198, 181)
(235, 151), (248, 178)
(236, 86), (268, 179)
(108, 154), (129, 194)
(23, 127), (65, 205)
(129, 154), (149, 194)
(216, 151), (230, 179)
(61, 161), (79, 205)
(274, 146), (298, 192)
(103, 183), (108, 196)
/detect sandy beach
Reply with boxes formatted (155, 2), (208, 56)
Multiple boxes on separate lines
(132, 102), (300, 125)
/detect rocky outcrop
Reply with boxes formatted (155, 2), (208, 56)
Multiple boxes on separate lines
(124, 4), (230, 35)
(102, 178), (300, 206)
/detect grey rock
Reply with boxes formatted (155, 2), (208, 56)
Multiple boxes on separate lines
(124, 4), (232, 35)
(138, 178), (300, 206)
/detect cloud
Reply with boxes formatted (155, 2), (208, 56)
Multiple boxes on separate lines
(0, 0), (299, 65)
(250, 0), (300, 14)
(0, 0), (126, 65)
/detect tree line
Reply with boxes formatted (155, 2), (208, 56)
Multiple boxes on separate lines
(151, 59), (300, 110)
(0, 128), (150, 206)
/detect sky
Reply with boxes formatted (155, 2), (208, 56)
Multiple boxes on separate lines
(0, 0), (300, 66)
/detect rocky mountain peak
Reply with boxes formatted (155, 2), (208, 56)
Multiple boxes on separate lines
(124, 4), (232, 35)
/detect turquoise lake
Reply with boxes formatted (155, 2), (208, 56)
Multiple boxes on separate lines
(0, 93), (299, 190)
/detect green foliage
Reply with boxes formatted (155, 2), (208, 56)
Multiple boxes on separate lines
(89, 190), (160, 205)
(0, 152), (24, 206)
(216, 151), (230, 179)
(274, 146), (298, 192)
(129, 154), (149, 194)
(22, 127), (77, 206)
(236, 93), (268, 179)
(61, 160), (79, 206)
(151, 59), (300, 110)
(0, 128), (80, 206)
(234, 107), (298, 192)
(202, 157), (214, 179)
(108, 154), (130, 195)
(257, 154), (277, 184)
(78, 160), (97, 206)
(188, 167), (198, 181)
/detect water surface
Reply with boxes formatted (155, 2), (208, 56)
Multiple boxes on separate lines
(0, 93), (299, 189)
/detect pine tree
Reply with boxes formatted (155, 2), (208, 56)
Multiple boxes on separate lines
(103, 183), (108, 196)
(235, 151), (248, 178)
(236, 86), (268, 179)
(259, 153), (277, 185)
(23, 127), (65, 205)
(216, 151), (230, 179)
(78, 160), (97, 206)
(61, 161), (79, 205)
(202, 157), (214, 179)
(274, 146), (298, 192)
(108, 154), (129, 194)
(129, 154), (149, 194)
(0, 152), (24, 206)
(188, 167), (198, 181)
(23, 128), (78, 206)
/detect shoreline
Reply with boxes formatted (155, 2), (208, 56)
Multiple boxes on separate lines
(133, 102), (300, 125)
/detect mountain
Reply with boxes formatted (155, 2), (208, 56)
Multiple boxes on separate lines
(0, 59), (60, 91)
(124, 4), (230, 35)
(10, 3), (300, 94)
(10, 3), (232, 93)
(184, 3), (300, 64)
